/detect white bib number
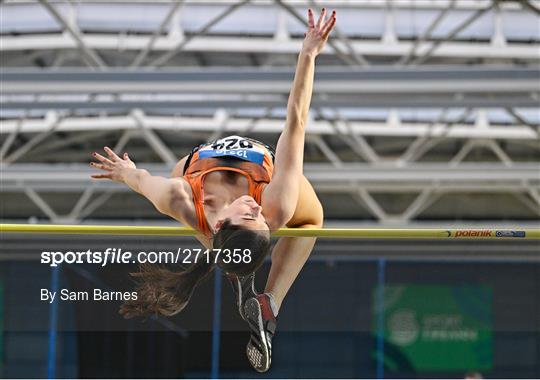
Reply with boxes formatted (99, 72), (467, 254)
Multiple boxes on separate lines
(211, 136), (253, 151)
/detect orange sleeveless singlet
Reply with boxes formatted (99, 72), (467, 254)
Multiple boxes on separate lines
(182, 136), (275, 237)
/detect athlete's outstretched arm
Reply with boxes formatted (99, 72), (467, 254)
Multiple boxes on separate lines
(262, 8), (335, 228)
(89, 147), (195, 224)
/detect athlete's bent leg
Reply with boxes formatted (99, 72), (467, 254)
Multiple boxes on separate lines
(245, 181), (322, 372)
(244, 227), (323, 373)
(264, 223), (321, 312)
(264, 175), (324, 311)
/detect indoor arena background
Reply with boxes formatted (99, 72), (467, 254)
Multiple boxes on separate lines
(1, 0), (539, 379)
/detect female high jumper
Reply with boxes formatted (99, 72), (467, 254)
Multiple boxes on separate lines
(90, 8), (336, 373)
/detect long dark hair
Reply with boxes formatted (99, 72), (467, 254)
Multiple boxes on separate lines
(120, 219), (271, 319)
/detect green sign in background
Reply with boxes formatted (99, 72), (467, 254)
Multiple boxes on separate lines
(372, 285), (492, 372)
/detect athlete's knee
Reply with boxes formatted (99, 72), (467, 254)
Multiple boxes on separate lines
(310, 199), (324, 228)
(299, 207), (323, 229)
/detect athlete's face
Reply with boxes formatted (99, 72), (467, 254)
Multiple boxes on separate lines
(214, 195), (269, 232)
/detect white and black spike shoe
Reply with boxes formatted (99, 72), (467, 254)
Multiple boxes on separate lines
(227, 273), (257, 321)
(244, 294), (277, 373)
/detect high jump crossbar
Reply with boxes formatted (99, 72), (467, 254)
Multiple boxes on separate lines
(1, 224), (539, 239)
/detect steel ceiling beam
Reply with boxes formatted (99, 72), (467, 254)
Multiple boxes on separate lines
(399, 0), (456, 65)
(4, 95), (537, 108)
(147, 0), (251, 67)
(275, 0), (361, 67)
(519, 0), (540, 15)
(1, 114), (537, 140)
(130, 0), (185, 67)
(2, 35), (537, 62)
(308, 0), (369, 66)
(37, 0), (107, 69)
(411, 3), (495, 65)
(2, 67), (537, 94)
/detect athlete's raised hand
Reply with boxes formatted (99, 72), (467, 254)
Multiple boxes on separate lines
(90, 146), (136, 183)
(301, 8), (336, 56)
